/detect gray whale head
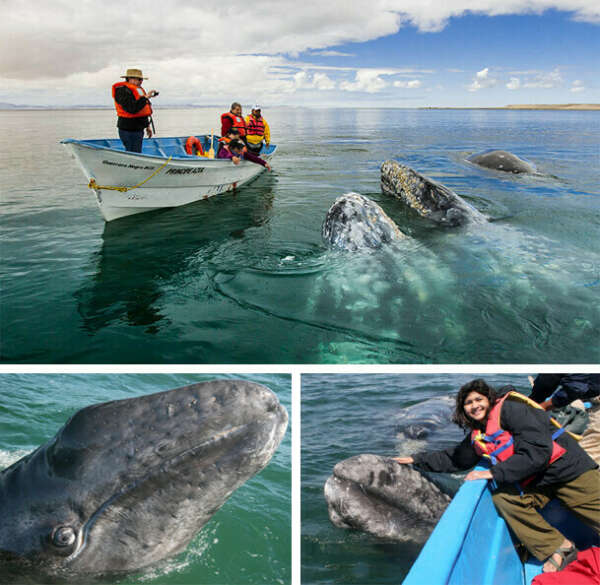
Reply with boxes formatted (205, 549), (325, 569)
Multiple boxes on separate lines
(468, 150), (535, 174)
(324, 454), (450, 542)
(381, 160), (485, 226)
(322, 192), (407, 251)
(0, 380), (288, 580)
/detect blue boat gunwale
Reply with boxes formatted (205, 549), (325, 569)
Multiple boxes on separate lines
(61, 136), (277, 162)
(403, 467), (598, 585)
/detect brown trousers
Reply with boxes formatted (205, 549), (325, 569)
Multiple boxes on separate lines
(492, 469), (600, 561)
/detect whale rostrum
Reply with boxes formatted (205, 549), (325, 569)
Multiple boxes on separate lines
(324, 454), (450, 542)
(322, 192), (408, 251)
(381, 160), (486, 226)
(0, 380), (288, 581)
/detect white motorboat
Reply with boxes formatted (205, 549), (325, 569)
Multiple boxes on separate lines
(61, 135), (276, 221)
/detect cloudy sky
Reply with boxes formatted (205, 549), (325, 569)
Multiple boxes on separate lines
(1, 0), (598, 107)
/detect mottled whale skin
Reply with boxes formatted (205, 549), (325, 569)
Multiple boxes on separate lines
(324, 454), (450, 542)
(381, 160), (485, 226)
(0, 380), (288, 581)
(468, 150), (535, 174)
(322, 192), (407, 251)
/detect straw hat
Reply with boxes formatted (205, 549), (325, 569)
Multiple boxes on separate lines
(121, 68), (147, 79)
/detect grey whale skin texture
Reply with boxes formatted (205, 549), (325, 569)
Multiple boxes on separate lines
(322, 192), (407, 251)
(380, 160), (486, 226)
(468, 150), (535, 174)
(395, 395), (455, 439)
(0, 380), (288, 581)
(324, 454), (450, 542)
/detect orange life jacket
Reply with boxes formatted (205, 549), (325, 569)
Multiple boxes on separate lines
(112, 82), (153, 119)
(221, 112), (246, 137)
(185, 136), (204, 156)
(246, 115), (265, 137)
(471, 391), (566, 488)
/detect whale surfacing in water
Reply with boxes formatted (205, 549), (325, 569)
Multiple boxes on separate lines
(324, 454), (450, 542)
(468, 150), (535, 174)
(381, 160), (485, 226)
(0, 380), (288, 581)
(322, 192), (407, 251)
(395, 395), (455, 440)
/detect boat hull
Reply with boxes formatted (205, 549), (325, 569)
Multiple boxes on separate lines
(403, 471), (598, 585)
(62, 137), (275, 221)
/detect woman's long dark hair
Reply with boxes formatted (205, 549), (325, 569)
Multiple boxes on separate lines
(452, 379), (498, 431)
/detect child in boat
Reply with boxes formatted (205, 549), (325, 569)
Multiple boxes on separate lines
(217, 127), (242, 155)
(394, 379), (599, 574)
(217, 139), (271, 171)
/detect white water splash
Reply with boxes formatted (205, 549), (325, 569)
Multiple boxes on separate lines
(0, 449), (31, 471)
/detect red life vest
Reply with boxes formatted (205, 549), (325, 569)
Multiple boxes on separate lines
(221, 112), (246, 137)
(112, 82), (152, 119)
(471, 391), (567, 487)
(246, 115), (265, 137)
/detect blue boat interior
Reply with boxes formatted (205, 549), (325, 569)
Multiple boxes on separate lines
(61, 136), (276, 160)
(403, 472), (598, 585)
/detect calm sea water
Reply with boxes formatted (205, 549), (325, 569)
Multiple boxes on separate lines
(301, 373), (534, 585)
(0, 373), (291, 585)
(1, 108), (598, 363)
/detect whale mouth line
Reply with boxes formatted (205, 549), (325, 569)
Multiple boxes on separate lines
(67, 423), (253, 563)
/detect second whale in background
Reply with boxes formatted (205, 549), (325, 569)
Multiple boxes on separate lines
(395, 395), (456, 440)
(468, 149), (535, 174)
(380, 160), (486, 227)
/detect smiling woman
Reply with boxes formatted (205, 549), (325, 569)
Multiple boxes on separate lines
(396, 379), (600, 575)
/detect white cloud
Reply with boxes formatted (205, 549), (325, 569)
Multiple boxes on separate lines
(312, 72), (336, 90)
(339, 70), (389, 93)
(393, 79), (422, 88)
(506, 77), (521, 90)
(3, 1), (599, 81)
(1, 1), (598, 105)
(570, 79), (585, 92)
(468, 67), (498, 91)
(312, 50), (355, 57)
(523, 68), (563, 88)
(293, 71), (336, 90)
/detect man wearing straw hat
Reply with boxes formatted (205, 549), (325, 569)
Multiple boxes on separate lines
(112, 68), (159, 152)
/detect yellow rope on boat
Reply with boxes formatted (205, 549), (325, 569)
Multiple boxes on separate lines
(88, 156), (172, 192)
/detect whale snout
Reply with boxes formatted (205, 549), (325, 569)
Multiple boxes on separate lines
(322, 192), (407, 251)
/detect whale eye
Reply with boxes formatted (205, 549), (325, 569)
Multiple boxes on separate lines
(51, 525), (77, 549)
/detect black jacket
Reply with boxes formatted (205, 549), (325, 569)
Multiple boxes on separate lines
(114, 85), (150, 131)
(530, 374), (600, 408)
(413, 400), (597, 487)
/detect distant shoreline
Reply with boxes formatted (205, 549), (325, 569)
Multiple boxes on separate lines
(421, 104), (600, 111)
(1, 103), (599, 111)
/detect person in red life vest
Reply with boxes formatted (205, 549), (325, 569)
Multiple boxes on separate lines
(394, 379), (599, 574)
(245, 104), (270, 154)
(220, 102), (247, 140)
(112, 68), (158, 152)
(217, 139), (271, 171)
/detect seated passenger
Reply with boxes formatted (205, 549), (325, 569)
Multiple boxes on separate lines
(217, 128), (242, 154)
(245, 105), (270, 154)
(217, 139), (271, 171)
(220, 102), (247, 140)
